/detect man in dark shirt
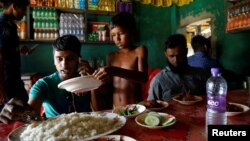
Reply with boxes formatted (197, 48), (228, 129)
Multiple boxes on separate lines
(0, 0), (30, 110)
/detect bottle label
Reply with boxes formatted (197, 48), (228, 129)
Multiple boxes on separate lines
(207, 95), (226, 112)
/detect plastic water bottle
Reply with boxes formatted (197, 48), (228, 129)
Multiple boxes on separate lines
(205, 68), (227, 133)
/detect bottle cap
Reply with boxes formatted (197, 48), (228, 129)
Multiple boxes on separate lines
(211, 68), (220, 76)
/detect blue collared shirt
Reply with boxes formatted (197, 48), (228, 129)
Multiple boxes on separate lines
(188, 51), (220, 71)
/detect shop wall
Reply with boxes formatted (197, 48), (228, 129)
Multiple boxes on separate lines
(133, 3), (173, 69)
(21, 43), (117, 73)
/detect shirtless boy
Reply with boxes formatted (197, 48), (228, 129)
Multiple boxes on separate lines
(92, 12), (148, 108)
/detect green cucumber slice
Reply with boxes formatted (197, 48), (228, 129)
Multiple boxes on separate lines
(162, 117), (175, 126)
(144, 115), (160, 126)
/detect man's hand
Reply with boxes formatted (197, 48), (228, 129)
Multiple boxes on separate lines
(92, 66), (112, 84)
(0, 98), (26, 124)
(78, 59), (94, 76)
(73, 91), (90, 96)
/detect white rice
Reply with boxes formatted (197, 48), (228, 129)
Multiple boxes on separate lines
(20, 112), (123, 141)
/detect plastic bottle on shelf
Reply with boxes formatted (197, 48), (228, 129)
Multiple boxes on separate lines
(19, 16), (27, 40)
(205, 68), (227, 133)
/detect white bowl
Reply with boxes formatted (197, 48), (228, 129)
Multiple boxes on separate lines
(135, 112), (176, 129)
(96, 135), (137, 141)
(139, 100), (169, 111)
(113, 104), (146, 118)
(172, 94), (202, 105)
(226, 102), (250, 116)
(58, 76), (102, 93)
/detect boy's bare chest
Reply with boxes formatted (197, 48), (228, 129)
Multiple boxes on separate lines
(111, 53), (138, 69)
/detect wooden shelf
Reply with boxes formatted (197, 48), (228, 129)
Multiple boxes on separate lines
(86, 10), (116, 15)
(56, 7), (86, 14)
(226, 0), (242, 4)
(21, 39), (114, 44)
(227, 25), (250, 33)
(24, 6), (116, 45)
(85, 40), (114, 44)
(30, 6), (116, 15)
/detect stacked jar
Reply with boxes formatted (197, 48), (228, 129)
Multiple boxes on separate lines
(18, 16), (27, 40)
(59, 13), (85, 41)
(57, 0), (86, 9)
(226, 0), (250, 31)
(116, 0), (133, 13)
(98, 0), (116, 12)
(74, 0), (86, 9)
(33, 7), (59, 40)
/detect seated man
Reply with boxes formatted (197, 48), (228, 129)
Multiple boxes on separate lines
(188, 35), (220, 71)
(147, 34), (209, 101)
(0, 35), (92, 123)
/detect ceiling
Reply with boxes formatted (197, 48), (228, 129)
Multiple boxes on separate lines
(185, 18), (211, 36)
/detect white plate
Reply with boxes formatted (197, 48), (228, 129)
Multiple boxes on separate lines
(58, 76), (102, 93)
(226, 102), (250, 116)
(113, 104), (146, 118)
(139, 100), (169, 111)
(95, 135), (137, 141)
(172, 95), (202, 105)
(135, 112), (176, 129)
(8, 126), (25, 141)
(8, 112), (126, 141)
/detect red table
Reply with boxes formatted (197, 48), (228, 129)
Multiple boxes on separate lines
(1, 89), (250, 141)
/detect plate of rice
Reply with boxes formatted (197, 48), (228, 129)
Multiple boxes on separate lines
(8, 112), (126, 141)
(93, 135), (137, 141)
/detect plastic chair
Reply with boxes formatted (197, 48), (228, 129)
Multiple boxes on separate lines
(142, 68), (161, 100)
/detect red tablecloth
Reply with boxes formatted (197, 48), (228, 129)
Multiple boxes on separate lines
(1, 89), (250, 141)
(0, 122), (24, 141)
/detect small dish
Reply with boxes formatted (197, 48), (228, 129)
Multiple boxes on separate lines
(172, 94), (202, 105)
(139, 100), (169, 111)
(94, 135), (137, 141)
(58, 76), (102, 93)
(113, 104), (146, 118)
(135, 112), (176, 129)
(226, 102), (249, 116)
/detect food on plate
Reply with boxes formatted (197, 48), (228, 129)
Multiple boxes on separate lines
(145, 115), (160, 126)
(226, 102), (244, 112)
(144, 112), (175, 126)
(20, 112), (124, 141)
(115, 105), (138, 116)
(175, 92), (196, 101)
(93, 135), (135, 141)
(93, 138), (116, 141)
(142, 100), (164, 108)
(113, 104), (146, 118)
(114, 105), (139, 116)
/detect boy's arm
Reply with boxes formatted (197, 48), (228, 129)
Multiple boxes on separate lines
(94, 46), (148, 83)
(0, 49), (6, 104)
(91, 81), (113, 111)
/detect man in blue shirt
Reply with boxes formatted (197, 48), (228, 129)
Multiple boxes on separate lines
(0, 35), (92, 123)
(188, 35), (220, 71)
(147, 34), (209, 101)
